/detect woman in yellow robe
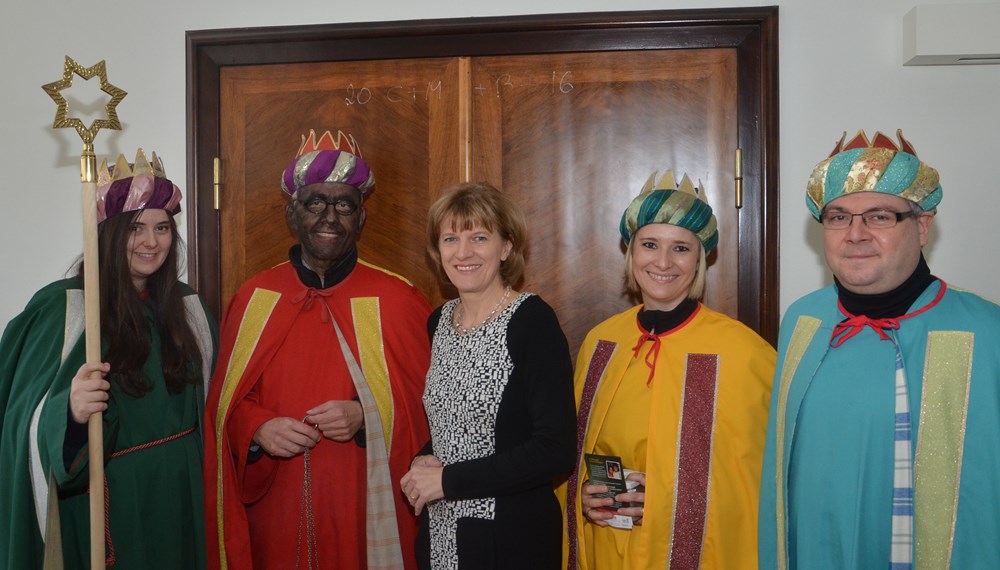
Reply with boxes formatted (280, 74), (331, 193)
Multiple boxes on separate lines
(559, 171), (776, 569)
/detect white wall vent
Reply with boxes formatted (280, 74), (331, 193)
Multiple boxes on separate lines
(904, 3), (1000, 65)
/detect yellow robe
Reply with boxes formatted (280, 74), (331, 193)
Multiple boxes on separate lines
(559, 304), (775, 569)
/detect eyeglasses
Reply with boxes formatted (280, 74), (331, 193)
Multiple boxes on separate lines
(296, 196), (359, 216)
(819, 208), (918, 230)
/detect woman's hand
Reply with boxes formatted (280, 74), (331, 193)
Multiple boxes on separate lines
(69, 362), (111, 424)
(252, 417), (321, 458)
(305, 400), (364, 442)
(401, 455), (445, 516)
(581, 481), (617, 526)
(614, 471), (646, 525)
(410, 454), (444, 470)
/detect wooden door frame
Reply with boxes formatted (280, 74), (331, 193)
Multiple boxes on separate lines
(186, 7), (780, 342)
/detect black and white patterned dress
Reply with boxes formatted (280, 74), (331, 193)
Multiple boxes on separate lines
(417, 293), (576, 570)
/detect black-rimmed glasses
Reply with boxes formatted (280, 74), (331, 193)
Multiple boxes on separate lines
(296, 196), (359, 216)
(819, 208), (918, 230)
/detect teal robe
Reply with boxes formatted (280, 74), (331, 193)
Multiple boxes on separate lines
(759, 280), (1000, 569)
(0, 278), (217, 569)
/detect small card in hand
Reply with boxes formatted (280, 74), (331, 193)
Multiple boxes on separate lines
(583, 453), (629, 509)
(584, 453), (639, 530)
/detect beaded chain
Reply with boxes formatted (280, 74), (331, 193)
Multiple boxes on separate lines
(296, 437), (317, 569)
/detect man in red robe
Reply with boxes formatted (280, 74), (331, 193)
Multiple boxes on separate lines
(205, 129), (432, 570)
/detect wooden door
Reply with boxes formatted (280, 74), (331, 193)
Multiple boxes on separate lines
(470, 49), (737, 351)
(216, 51), (736, 354)
(187, 9), (779, 346)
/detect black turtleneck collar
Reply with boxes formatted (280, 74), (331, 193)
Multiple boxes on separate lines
(289, 244), (357, 289)
(638, 297), (699, 334)
(836, 254), (936, 319)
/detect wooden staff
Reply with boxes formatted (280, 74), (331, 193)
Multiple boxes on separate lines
(81, 143), (104, 569)
(43, 56), (126, 568)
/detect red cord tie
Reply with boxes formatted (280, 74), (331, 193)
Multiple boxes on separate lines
(292, 288), (335, 323)
(829, 279), (947, 348)
(830, 315), (900, 347)
(631, 332), (662, 386)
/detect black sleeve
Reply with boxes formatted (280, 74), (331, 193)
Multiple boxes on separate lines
(352, 395), (367, 448)
(63, 406), (88, 470)
(411, 307), (443, 463)
(441, 296), (576, 500)
(427, 306), (443, 341)
(415, 439), (434, 459)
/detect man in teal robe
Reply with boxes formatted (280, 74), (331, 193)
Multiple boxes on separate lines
(760, 130), (1000, 569)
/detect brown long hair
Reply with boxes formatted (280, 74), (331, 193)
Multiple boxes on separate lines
(76, 210), (202, 397)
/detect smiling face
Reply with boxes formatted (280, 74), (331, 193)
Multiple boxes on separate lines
(127, 208), (173, 290)
(630, 223), (700, 311)
(437, 215), (513, 298)
(822, 192), (933, 294)
(287, 182), (366, 275)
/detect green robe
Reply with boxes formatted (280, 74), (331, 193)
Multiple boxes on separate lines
(0, 277), (217, 569)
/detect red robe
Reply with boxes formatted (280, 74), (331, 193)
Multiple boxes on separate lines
(204, 260), (431, 570)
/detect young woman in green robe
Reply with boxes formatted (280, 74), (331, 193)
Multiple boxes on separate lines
(0, 149), (218, 569)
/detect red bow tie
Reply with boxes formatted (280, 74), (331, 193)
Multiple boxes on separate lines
(831, 315), (900, 347)
(292, 287), (335, 322)
(829, 279), (947, 348)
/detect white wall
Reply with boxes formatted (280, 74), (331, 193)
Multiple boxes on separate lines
(2, 0), (998, 331)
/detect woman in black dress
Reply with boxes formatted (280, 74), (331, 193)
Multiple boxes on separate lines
(400, 182), (575, 569)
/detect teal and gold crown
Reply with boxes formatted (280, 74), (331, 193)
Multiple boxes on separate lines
(620, 169), (718, 252)
(639, 170), (706, 200)
(806, 129), (941, 219)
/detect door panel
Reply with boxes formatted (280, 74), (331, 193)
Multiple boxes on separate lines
(219, 58), (462, 309)
(470, 49), (737, 350)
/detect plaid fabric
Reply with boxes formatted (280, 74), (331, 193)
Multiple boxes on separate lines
(331, 317), (404, 570)
(829, 289), (948, 570)
(890, 342), (914, 570)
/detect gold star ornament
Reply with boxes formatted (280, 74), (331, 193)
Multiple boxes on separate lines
(42, 56), (126, 144)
